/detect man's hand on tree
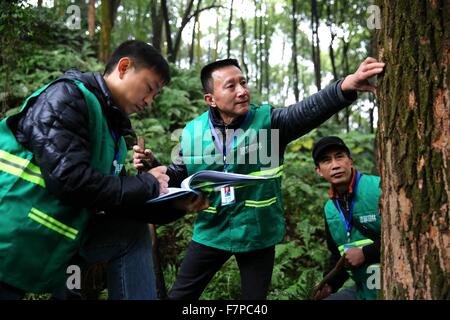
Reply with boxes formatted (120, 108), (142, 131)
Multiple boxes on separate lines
(341, 57), (385, 94)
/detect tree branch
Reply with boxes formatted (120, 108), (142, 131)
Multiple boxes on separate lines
(186, 5), (224, 22)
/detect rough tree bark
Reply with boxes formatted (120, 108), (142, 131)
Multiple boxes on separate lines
(376, 0), (449, 299)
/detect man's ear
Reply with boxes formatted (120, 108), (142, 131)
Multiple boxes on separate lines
(315, 166), (323, 177)
(117, 57), (133, 79)
(204, 93), (216, 107)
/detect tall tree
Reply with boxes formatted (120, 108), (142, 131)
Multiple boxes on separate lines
(150, 0), (163, 52)
(213, 13), (220, 61)
(161, 0), (220, 63)
(189, 0), (202, 65)
(326, 0), (338, 81)
(377, 0), (449, 299)
(99, 0), (112, 63)
(310, 0), (321, 90)
(291, 0), (300, 101)
(263, 6), (270, 99)
(88, 0), (96, 40)
(226, 0), (234, 58)
(240, 18), (249, 76)
(253, 0), (260, 85)
(99, 0), (121, 63)
(258, 1), (264, 95)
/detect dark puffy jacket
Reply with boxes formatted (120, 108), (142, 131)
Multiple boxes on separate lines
(11, 69), (160, 217)
(167, 79), (357, 185)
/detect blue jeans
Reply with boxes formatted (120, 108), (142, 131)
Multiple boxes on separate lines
(0, 215), (157, 300)
(325, 287), (357, 300)
(77, 214), (157, 300)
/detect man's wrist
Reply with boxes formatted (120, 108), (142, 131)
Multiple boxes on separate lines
(339, 77), (357, 100)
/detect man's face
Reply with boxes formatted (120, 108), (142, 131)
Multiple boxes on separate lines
(114, 60), (164, 115)
(315, 148), (354, 187)
(204, 65), (251, 119)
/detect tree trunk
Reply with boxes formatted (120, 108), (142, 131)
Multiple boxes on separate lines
(311, 0), (321, 91)
(109, 0), (121, 29)
(162, 0), (218, 63)
(291, 0), (300, 101)
(226, 0), (234, 59)
(263, 6), (270, 99)
(172, 0), (195, 63)
(342, 38), (350, 132)
(161, 0), (174, 60)
(240, 18), (249, 76)
(88, 0), (96, 40)
(258, 1), (263, 96)
(189, 0), (202, 65)
(327, 0), (338, 81)
(196, 17), (201, 64)
(150, 0), (163, 52)
(99, 0), (112, 63)
(213, 14), (219, 61)
(53, 0), (64, 17)
(253, 0), (259, 84)
(376, 0), (449, 299)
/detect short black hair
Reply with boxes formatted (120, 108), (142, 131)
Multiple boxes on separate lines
(103, 40), (171, 85)
(200, 58), (241, 93)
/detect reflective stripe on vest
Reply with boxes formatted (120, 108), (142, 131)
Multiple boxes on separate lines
(245, 196), (277, 208)
(337, 238), (374, 255)
(203, 207), (217, 214)
(28, 207), (78, 240)
(0, 150), (45, 187)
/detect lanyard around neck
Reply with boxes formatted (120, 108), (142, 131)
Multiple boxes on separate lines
(334, 171), (361, 241)
(110, 129), (121, 174)
(208, 111), (251, 171)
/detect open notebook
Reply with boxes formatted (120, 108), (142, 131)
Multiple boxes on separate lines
(146, 170), (268, 203)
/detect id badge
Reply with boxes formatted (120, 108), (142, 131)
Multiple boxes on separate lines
(221, 186), (235, 206)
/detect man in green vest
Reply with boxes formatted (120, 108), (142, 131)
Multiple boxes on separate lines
(0, 40), (205, 300)
(134, 57), (385, 299)
(312, 136), (381, 300)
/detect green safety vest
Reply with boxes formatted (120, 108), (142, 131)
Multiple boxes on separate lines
(0, 78), (127, 293)
(324, 173), (381, 300)
(181, 104), (285, 252)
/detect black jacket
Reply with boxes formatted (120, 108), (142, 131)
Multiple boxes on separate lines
(11, 69), (161, 219)
(167, 79), (357, 185)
